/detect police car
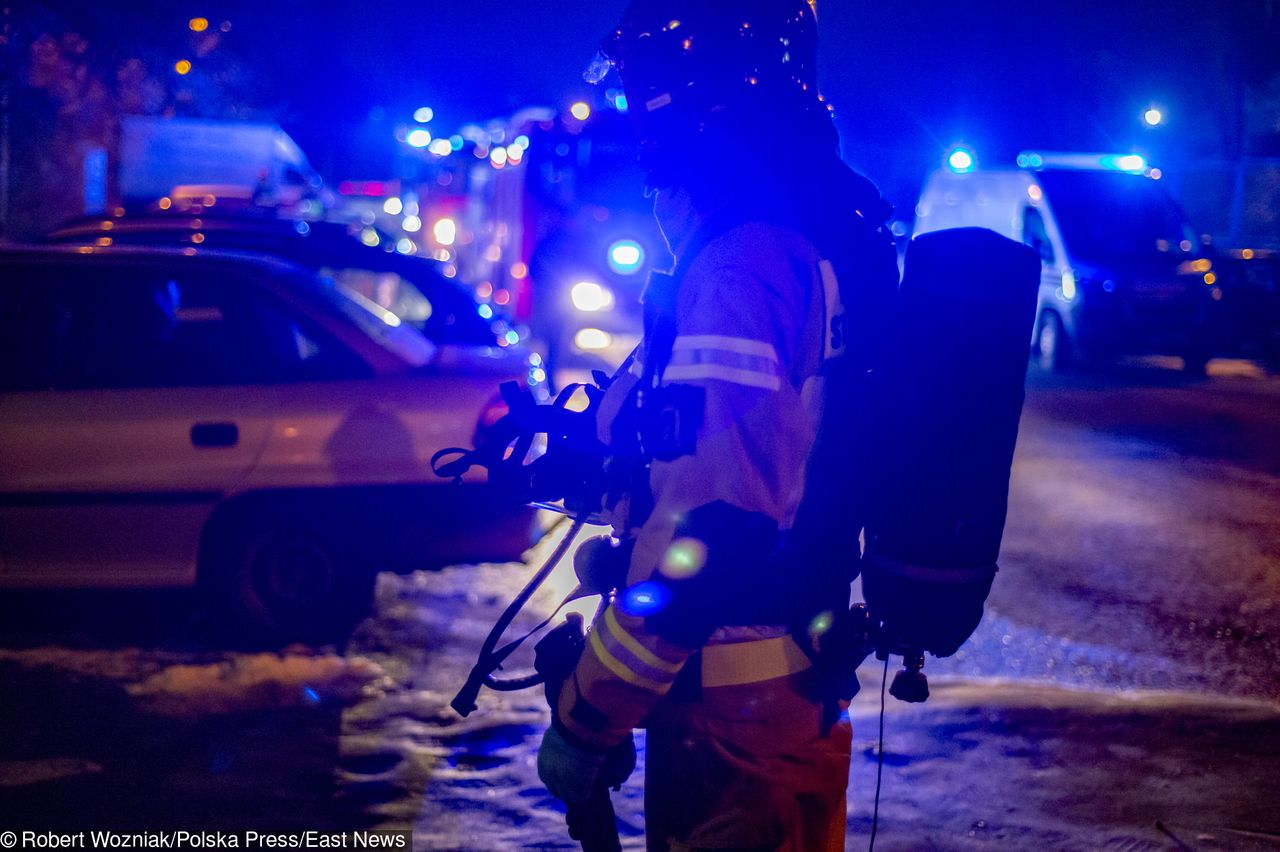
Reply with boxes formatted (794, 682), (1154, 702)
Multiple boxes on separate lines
(914, 150), (1217, 371)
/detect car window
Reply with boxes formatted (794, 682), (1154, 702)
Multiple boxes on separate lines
(303, 275), (436, 368)
(43, 220), (497, 347)
(325, 258), (497, 346)
(321, 266), (435, 325)
(1037, 170), (1198, 264)
(0, 263), (371, 391)
(0, 280), (59, 392)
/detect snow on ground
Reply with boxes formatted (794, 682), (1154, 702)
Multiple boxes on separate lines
(1, 520), (1278, 849)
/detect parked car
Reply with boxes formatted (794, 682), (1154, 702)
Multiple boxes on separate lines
(913, 151), (1218, 372)
(44, 210), (512, 349)
(0, 246), (544, 641)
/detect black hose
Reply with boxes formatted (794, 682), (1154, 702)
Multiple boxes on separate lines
(451, 517), (586, 716)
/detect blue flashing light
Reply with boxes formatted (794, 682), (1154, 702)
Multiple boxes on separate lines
(302, 686), (321, 704)
(406, 129), (431, 148)
(947, 147), (976, 174)
(607, 239), (645, 275)
(449, 135), (464, 151)
(1101, 153), (1147, 173)
(504, 330), (520, 345)
(413, 107), (434, 124)
(620, 582), (671, 616)
(478, 304), (494, 320)
(615, 94), (629, 112)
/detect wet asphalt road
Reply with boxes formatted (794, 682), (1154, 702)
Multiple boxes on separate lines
(928, 359), (1280, 700)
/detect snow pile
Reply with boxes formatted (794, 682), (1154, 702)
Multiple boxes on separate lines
(0, 646), (188, 681)
(126, 651), (392, 716)
(0, 757), (103, 788)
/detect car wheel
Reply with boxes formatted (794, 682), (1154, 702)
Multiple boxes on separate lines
(202, 507), (375, 645)
(1035, 311), (1070, 371)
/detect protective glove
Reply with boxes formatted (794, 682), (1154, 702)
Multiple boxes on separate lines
(537, 724), (636, 804)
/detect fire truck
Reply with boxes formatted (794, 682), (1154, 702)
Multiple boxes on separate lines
(408, 98), (668, 387)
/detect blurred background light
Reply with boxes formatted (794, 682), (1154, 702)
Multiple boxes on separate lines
(571, 281), (615, 312)
(574, 328), (612, 351)
(607, 239), (645, 274)
(433, 217), (457, 246)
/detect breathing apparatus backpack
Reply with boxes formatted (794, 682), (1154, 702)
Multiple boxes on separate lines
(807, 225), (1041, 702)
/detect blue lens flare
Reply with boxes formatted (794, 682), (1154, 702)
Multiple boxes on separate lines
(620, 582), (671, 616)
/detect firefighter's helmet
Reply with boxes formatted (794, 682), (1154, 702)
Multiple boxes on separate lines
(589, 0), (828, 183)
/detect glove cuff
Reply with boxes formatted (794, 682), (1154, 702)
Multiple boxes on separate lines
(550, 711), (615, 755)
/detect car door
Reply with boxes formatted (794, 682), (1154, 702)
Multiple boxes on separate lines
(0, 258), (281, 586)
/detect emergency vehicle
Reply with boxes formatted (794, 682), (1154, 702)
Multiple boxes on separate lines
(408, 100), (668, 386)
(914, 150), (1218, 371)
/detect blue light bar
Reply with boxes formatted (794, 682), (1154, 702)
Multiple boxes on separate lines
(1017, 151), (1148, 174)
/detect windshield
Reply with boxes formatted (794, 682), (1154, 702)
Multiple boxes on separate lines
(1038, 171), (1199, 266)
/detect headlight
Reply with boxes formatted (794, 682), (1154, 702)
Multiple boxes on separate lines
(571, 281), (615, 312)
(1061, 269), (1077, 301)
(574, 328), (612, 351)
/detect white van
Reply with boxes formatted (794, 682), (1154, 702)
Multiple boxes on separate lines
(913, 152), (1217, 371)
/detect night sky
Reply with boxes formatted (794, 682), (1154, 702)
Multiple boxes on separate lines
(26, 1), (1280, 220)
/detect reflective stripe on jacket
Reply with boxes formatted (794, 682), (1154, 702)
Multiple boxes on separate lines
(557, 220), (838, 749)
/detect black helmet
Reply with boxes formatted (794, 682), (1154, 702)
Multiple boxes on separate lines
(590, 0), (832, 183)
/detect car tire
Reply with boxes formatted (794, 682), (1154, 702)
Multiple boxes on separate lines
(201, 505), (375, 645)
(1035, 311), (1070, 371)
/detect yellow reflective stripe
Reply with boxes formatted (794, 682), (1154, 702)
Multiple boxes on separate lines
(588, 629), (670, 693)
(700, 636), (812, 688)
(604, 607), (683, 674)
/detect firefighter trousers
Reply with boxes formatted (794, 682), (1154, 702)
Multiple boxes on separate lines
(643, 659), (853, 851)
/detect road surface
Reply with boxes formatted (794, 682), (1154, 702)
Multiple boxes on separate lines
(1, 359), (1278, 849)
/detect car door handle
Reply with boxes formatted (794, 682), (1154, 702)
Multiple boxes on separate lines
(191, 422), (239, 448)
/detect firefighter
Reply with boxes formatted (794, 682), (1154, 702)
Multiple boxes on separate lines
(537, 2), (901, 848)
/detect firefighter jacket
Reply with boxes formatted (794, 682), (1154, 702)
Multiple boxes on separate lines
(555, 203), (850, 750)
